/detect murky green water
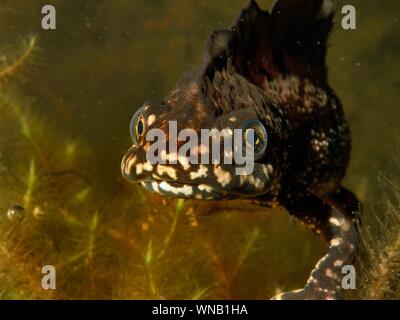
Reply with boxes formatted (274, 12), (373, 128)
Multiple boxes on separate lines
(0, 0), (399, 299)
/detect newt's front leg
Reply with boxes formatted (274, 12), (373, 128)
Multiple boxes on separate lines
(272, 188), (361, 300)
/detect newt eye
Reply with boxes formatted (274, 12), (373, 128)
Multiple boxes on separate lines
(240, 118), (268, 161)
(130, 108), (145, 145)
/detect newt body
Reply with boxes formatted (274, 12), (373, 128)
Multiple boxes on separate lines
(122, 0), (360, 299)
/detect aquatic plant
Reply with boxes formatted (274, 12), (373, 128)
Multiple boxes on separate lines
(0, 51), (321, 298)
(0, 35), (37, 83)
(344, 167), (400, 300)
(0, 35), (319, 299)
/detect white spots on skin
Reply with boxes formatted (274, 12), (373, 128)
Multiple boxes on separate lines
(325, 268), (337, 279)
(220, 127), (233, 139)
(340, 220), (351, 232)
(136, 163), (143, 175)
(239, 175), (248, 186)
(318, 288), (335, 299)
(213, 165), (232, 187)
(159, 151), (180, 165)
(143, 143), (150, 152)
(160, 150), (167, 162)
(262, 164), (274, 179)
(272, 289), (303, 300)
(178, 155), (191, 171)
(157, 164), (178, 180)
(330, 237), (343, 247)
(159, 181), (193, 196)
(310, 277), (318, 285)
(167, 152), (178, 163)
(198, 184), (213, 193)
(311, 137), (329, 155)
(142, 162), (153, 172)
(192, 144), (209, 156)
(147, 114), (156, 126)
(325, 294), (336, 301)
(151, 181), (160, 193)
(267, 75), (328, 114)
(329, 217), (340, 227)
(223, 149), (233, 160)
(253, 178), (264, 190)
(240, 174), (265, 191)
(330, 216), (351, 232)
(333, 259), (344, 267)
(141, 180), (197, 198)
(190, 165), (208, 180)
(135, 162), (153, 175)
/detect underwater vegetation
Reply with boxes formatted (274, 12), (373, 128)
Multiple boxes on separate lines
(0, 0), (399, 300)
(347, 164), (400, 300)
(0, 37), (324, 299)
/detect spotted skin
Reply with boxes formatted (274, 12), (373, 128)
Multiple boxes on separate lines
(121, 0), (361, 299)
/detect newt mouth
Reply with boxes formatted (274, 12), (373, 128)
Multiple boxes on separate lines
(138, 179), (223, 200)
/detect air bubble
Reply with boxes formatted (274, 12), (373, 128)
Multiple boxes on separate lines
(7, 205), (25, 222)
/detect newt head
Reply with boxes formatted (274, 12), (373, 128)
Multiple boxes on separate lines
(121, 69), (285, 201)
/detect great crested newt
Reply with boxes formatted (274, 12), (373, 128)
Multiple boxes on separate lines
(121, 0), (361, 300)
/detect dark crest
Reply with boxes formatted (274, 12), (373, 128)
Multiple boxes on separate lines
(203, 0), (334, 87)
